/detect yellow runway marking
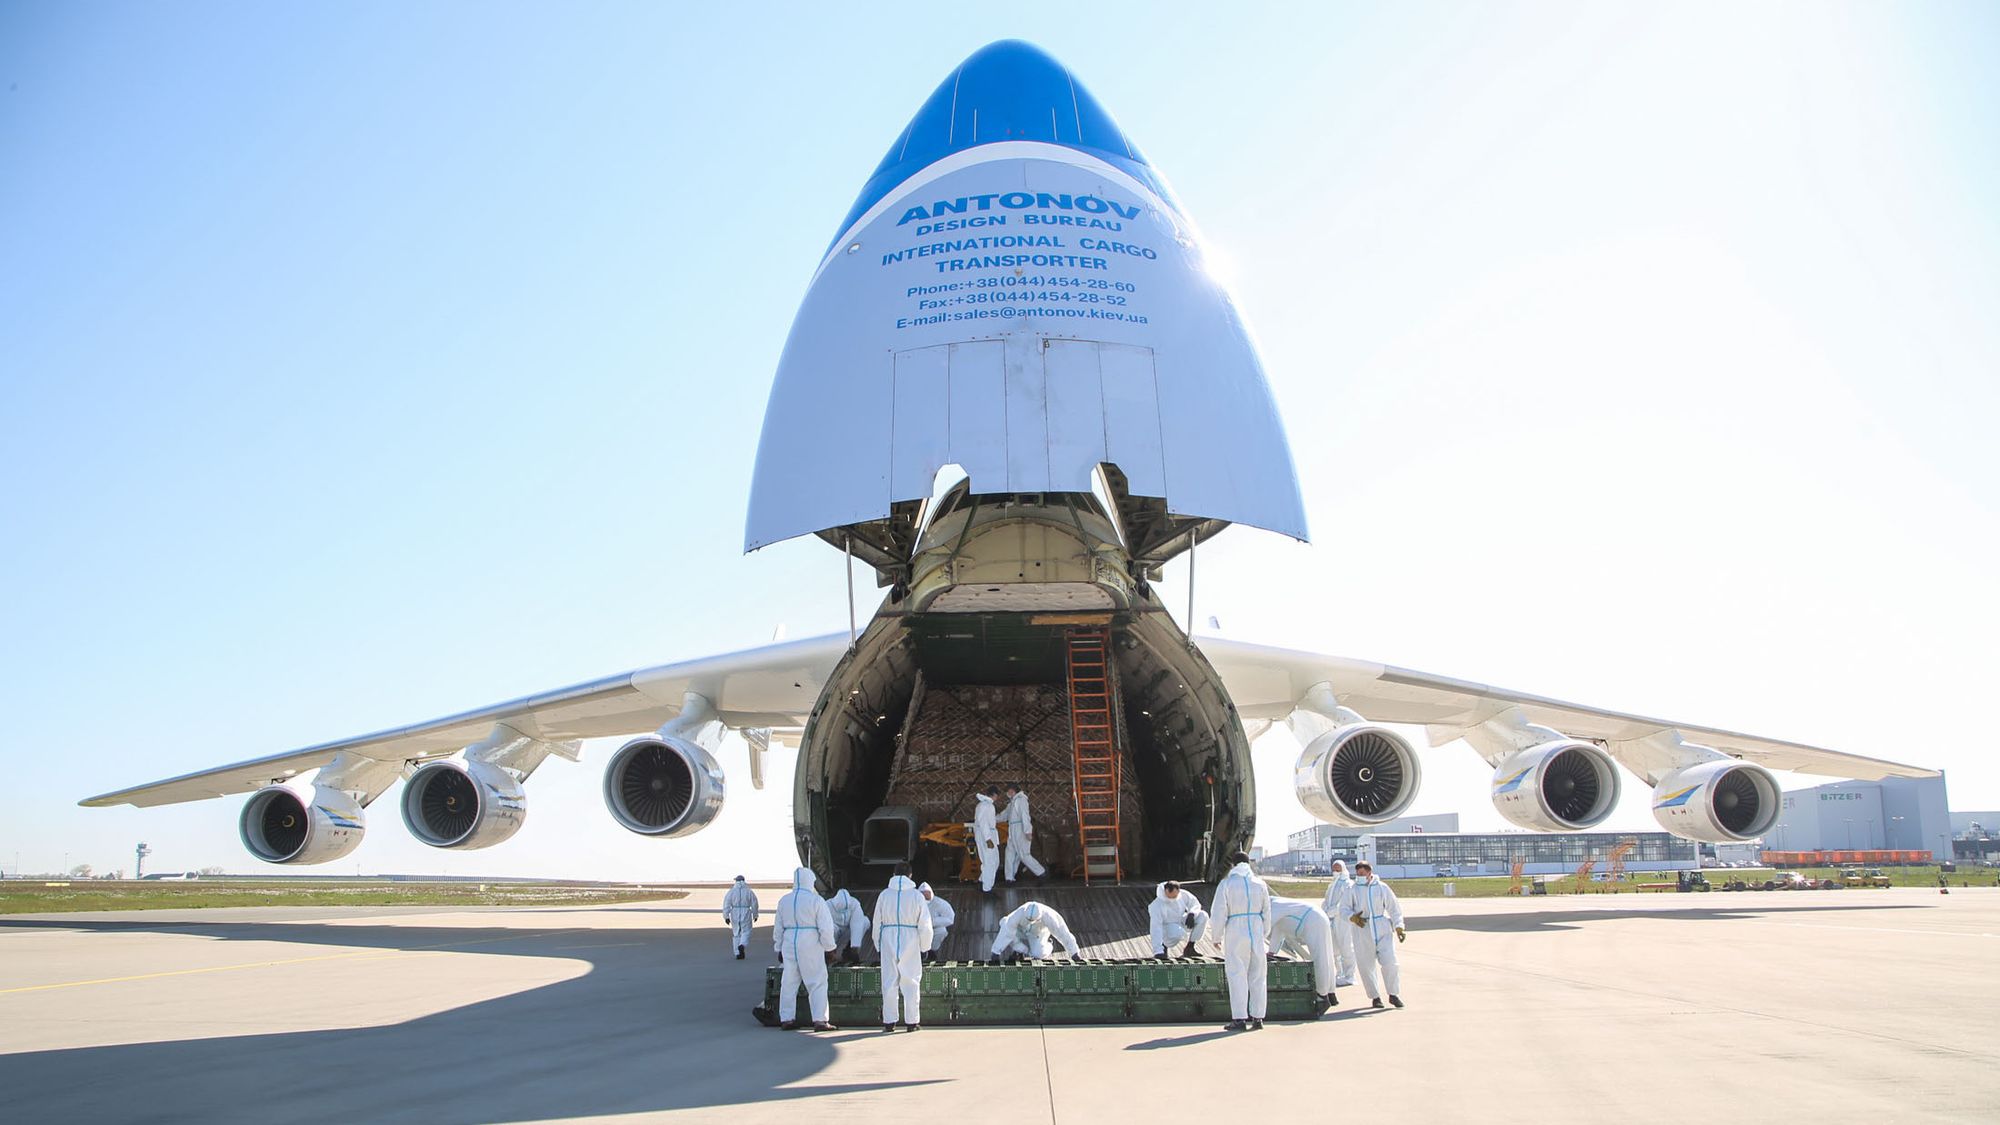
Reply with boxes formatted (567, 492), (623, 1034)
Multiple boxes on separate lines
(0, 929), (583, 996)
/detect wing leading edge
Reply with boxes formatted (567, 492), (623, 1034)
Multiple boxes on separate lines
(80, 634), (851, 809)
(1197, 636), (1936, 785)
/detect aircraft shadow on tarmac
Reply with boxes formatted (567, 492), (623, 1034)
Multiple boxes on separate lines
(1414, 901), (1933, 934)
(0, 916), (944, 1125)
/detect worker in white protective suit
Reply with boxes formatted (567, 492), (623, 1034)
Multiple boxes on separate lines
(1147, 880), (1209, 958)
(722, 875), (760, 959)
(772, 866), (839, 1030)
(1344, 861), (1406, 1009)
(973, 786), (1003, 893)
(918, 882), (955, 963)
(1320, 860), (1358, 987)
(1001, 782), (1047, 883)
(871, 863), (934, 1032)
(1268, 895), (1339, 1006)
(825, 888), (868, 964)
(1210, 850), (1272, 1030)
(988, 900), (1082, 962)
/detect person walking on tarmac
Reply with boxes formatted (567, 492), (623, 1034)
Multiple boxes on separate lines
(918, 882), (955, 963)
(973, 786), (1003, 893)
(826, 887), (868, 964)
(1148, 880), (1209, 958)
(1211, 850), (1272, 1031)
(871, 863), (933, 1032)
(1321, 859), (1358, 986)
(772, 867), (839, 1031)
(722, 875), (759, 959)
(1345, 860), (1406, 1008)
(1001, 782), (1047, 884)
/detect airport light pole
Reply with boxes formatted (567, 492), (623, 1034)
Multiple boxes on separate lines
(1844, 819), (1854, 849)
(1891, 815), (1906, 853)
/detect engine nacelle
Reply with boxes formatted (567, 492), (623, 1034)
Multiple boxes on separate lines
(1651, 760), (1780, 843)
(401, 759), (526, 850)
(240, 785), (365, 865)
(1294, 723), (1422, 827)
(1491, 741), (1622, 832)
(603, 735), (726, 838)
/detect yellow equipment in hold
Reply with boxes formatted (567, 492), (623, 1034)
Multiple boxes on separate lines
(919, 821), (1010, 883)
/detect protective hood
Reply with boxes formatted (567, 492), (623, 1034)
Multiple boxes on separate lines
(829, 889), (854, 909)
(1154, 882), (1181, 902)
(790, 866), (820, 904)
(917, 882), (934, 898)
(976, 793), (994, 806)
(884, 874), (918, 892)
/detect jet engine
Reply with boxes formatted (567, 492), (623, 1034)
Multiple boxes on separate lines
(1650, 759), (1780, 843)
(401, 759), (526, 850)
(602, 735), (726, 837)
(240, 785), (364, 864)
(1490, 741), (1622, 832)
(1293, 722), (1423, 827)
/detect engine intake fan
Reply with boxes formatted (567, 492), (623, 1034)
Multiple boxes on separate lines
(1294, 724), (1423, 827)
(603, 735), (726, 838)
(401, 759), (526, 850)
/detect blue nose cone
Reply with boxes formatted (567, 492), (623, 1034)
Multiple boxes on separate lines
(830, 40), (1172, 245)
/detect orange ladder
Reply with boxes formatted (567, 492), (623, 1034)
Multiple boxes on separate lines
(1065, 627), (1123, 883)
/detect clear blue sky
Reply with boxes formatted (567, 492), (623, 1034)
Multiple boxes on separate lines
(4, 4), (1996, 879)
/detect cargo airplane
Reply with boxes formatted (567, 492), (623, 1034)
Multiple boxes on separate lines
(84, 41), (1935, 888)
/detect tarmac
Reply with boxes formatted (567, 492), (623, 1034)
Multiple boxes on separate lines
(2, 887), (1996, 1123)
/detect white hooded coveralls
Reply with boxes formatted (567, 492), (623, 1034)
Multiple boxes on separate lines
(1002, 791), (1047, 880)
(826, 888), (868, 955)
(973, 793), (1001, 892)
(722, 877), (760, 953)
(772, 867), (837, 1022)
(990, 901), (1081, 960)
(1268, 895), (1338, 996)
(1345, 875), (1405, 1000)
(1321, 872), (1357, 986)
(919, 883), (955, 952)
(1147, 883), (1210, 955)
(1210, 862), (1272, 1020)
(871, 875), (934, 1025)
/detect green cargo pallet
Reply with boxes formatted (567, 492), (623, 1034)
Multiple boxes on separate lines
(752, 958), (1330, 1026)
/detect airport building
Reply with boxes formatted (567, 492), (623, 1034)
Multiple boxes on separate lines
(1268, 815), (1461, 873)
(1355, 831), (1696, 880)
(1762, 775), (1952, 858)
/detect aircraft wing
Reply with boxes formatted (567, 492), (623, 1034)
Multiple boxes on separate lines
(80, 633), (852, 808)
(1197, 636), (1937, 783)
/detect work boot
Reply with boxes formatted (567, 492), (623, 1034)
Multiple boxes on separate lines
(1180, 941), (1197, 958)
(1222, 1020), (1248, 1032)
(779, 1020), (799, 1031)
(1370, 998), (1385, 1010)
(735, 947), (745, 960)
(906, 1023), (921, 1032)
(812, 1021), (836, 1032)
(1388, 995), (1404, 1009)
(1325, 992), (1338, 1007)
(882, 1023), (897, 1033)
(1249, 1018), (1264, 1031)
